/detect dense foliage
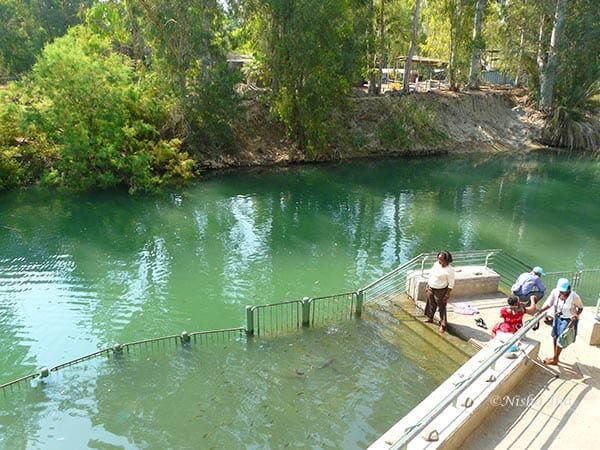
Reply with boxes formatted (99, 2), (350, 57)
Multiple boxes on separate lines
(0, 0), (598, 192)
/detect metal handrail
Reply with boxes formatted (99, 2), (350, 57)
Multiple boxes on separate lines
(388, 314), (543, 450)
(0, 328), (245, 390)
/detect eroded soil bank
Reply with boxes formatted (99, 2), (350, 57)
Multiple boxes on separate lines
(204, 89), (545, 170)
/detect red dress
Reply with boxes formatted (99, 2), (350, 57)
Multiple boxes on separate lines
(491, 307), (524, 338)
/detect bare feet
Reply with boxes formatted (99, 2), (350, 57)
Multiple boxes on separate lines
(543, 357), (558, 365)
(423, 318), (434, 323)
(438, 325), (446, 334)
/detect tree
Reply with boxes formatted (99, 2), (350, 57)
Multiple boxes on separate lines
(249, 0), (362, 152)
(467, 0), (486, 89)
(378, 0), (385, 95)
(421, 0), (473, 90)
(403, 0), (422, 93)
(23, 26), (194, 192)
(540, 0), (600, 150)
(539, 0), (568, 110)
(0, 0), (94, 76)
(134, 0), (239, 153)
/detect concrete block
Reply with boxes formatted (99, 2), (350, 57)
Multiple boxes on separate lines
(577, 308), (600, 346)
(406, 266), (501, 302)
(368, 338), (539, 450)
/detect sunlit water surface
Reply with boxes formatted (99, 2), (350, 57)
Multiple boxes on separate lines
(1, 151), (600, 448)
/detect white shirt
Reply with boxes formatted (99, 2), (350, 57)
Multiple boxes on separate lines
(427, 261), (455, 289)
(542, 288), (584, 318)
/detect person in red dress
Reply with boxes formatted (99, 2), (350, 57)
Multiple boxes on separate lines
(490, 295), (536, 339)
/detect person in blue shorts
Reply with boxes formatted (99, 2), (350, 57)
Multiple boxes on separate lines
(535, 278), (584, 365)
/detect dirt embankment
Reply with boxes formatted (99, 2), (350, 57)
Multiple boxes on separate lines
(204, 89), (545, 170)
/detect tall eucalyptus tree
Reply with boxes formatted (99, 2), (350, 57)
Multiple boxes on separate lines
(539, 0), (567, 110)
(247, 0), (363, 152)
(467, 0), (486, 89)
(403, 0), (421, 93)
(135, 0), (239, 152)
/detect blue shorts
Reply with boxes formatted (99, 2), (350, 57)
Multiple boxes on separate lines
(551, 316), (578, 341)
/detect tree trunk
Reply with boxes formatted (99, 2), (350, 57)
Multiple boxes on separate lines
(514, 26), (526, 88)
(367, 0), (378, 94)
(467, 0), (486, 89)
(536, 14), (548, 74)
(447, 0), (462, 91)
(377, 0), (385, 95)
(403, 0), (421, 93)
(540, 0), (567, 111)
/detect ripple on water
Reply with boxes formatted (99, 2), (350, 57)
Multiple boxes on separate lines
(0, 320), (464, 449)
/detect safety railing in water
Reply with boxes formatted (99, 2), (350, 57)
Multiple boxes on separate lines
(1, 291), (358, 391)
(359, 249), (532, 305)
(3, 249), (599, 393)
(245, 291), (359, 337)
(0, 328), (245, 392)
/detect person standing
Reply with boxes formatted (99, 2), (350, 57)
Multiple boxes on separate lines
(423, 250), (455, 334)
(511, 266), (546, 307)
(536, 278), (584, 365)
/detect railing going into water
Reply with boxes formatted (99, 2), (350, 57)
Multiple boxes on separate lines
(359, 249), (532, 305)
(245, 291), (359, 337)
(359, 249), (600, 306)
(0, 328), (245, 392)
(3, 248), (599, 393)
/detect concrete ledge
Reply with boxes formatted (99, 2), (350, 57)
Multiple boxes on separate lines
(368, 336), (540, 449)
(577, 307), (600, 346)
(406, 266), (501, 302)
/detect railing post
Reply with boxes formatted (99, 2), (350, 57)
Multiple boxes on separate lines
(355, 290), (363, 317)
(245, 306), (255, 336)
(302, 297), (311, 327)
(572, 271), (582, 290)
(484, 251), (494, 268)
(420, 254), (430, 275)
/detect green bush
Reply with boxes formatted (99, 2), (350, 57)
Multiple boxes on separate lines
(21, 26), (196, 193)
(379, 118), (410, 149)
(0, 88), (53, 190)
(378, 100), (447, 150)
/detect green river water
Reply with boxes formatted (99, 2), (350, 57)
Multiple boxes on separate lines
(1, 151), (600, 449)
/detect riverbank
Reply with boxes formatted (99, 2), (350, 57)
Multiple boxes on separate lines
(203, 88), (546, 170)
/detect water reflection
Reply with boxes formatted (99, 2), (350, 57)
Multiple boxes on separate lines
(219, 194), (273, 302)
(1, 151), (600, 445)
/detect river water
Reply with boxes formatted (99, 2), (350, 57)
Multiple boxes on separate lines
(1, 151), (599, 448)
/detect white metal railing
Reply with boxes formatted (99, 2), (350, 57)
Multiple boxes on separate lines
(386, 315), (543, 450)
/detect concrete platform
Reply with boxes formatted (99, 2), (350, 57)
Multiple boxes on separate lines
(406, 266), (501, 302)
(370, 293), (600, 449)
(450, 298), (600, 450)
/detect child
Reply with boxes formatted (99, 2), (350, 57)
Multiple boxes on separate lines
(490, 295), (535, 339)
